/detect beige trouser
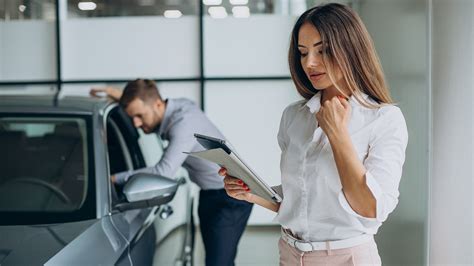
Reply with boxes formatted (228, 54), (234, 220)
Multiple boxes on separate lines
(278, 237), (382, 266)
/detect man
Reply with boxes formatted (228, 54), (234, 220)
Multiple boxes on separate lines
(90, 79), (252, 266)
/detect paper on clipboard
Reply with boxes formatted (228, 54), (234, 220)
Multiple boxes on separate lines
(184, 148), (283, 203)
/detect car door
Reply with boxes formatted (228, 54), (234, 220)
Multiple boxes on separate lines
(106, 105), (194, 266)
(105, 106), (157, 266)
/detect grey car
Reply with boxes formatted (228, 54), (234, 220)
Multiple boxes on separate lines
(0, 95), (194, 266)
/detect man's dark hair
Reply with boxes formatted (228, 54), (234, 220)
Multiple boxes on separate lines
(119, 79), (163, 109)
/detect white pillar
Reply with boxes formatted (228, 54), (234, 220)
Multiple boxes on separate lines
(430, 0), (474, 264)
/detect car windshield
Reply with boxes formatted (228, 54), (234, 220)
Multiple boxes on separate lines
(0, 116), (89, 213)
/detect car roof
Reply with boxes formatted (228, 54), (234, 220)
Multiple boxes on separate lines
(0, 95), (114, 115)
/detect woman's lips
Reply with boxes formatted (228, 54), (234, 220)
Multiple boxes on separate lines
(309, 73), (325, 81)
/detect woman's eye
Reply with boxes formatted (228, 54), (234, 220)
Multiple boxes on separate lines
(319, 48), (331, 55)
(300, 52), (308, 57)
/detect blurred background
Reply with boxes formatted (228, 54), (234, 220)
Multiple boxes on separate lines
(0, 0), (472, 265)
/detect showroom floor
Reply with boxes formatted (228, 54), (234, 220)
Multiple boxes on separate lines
(154, 225), (281, 266)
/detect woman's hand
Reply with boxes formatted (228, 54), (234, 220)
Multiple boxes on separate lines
(316, 95), (351, 140)
(219, 167), (254, 203)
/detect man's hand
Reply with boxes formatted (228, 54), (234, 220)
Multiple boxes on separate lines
(110, 175), (116, 184)
(90, 87), (123, 102)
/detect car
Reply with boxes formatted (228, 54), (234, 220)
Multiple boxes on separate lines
(0, 95), (194, 266)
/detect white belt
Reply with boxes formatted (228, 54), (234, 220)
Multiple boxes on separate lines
(281, 228), (374, 252)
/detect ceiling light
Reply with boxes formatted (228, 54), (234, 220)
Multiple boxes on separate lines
(164, 10), (182, 19)
(230, 0), (248, 5)
(203, 0), (222, 5)
(232, 6), (250, 18)
(78, 2), (97, 11)
(208, 6), (227, 19)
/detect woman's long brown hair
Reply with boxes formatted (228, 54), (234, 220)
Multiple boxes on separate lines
(288, 3), (393, 108)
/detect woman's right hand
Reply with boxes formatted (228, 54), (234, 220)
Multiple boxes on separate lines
(219, 167), (254, 203)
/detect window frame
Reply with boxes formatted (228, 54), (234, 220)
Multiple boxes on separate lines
(104, 106), (146, 211)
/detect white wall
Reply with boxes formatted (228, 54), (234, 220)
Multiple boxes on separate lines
(60, 17), (199, 80)
(0, 20), (56, 81)
(204, 15), (296, 77)
(205, 80), (301, 224)
(430, 0), (474, 264)
(157, 82), (200, 106)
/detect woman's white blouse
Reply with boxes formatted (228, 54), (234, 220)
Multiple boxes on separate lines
(274, 92), (408, 242)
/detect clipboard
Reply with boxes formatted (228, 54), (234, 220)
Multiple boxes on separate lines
(184, 133), (283, 203)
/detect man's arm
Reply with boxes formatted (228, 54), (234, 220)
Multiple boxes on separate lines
(90, 87), (123, 101)
(114, 120), (196, 184)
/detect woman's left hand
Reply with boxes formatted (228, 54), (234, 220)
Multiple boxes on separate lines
(316, 96), (351, 139)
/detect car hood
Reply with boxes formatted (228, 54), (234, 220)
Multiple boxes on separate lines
(0, 219), (96, 266)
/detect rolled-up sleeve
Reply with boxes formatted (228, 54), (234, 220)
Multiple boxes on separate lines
(339, 106), (408, 223)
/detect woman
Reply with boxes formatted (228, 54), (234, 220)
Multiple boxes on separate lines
(220, 3), (408, 265)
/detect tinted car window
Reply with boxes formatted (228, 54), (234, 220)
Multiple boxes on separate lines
(0, 117), (88, 212)
(108, 107), (146, 170)
(107, 119), (130, 175)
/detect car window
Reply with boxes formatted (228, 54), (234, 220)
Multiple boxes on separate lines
(106, 107), (145, 207)
(107, 107), (146, 171)
(106, 119), (133, 175)
(0, 117), (89, 212)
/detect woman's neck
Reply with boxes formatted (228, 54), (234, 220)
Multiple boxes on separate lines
(321, 87), (352, 103)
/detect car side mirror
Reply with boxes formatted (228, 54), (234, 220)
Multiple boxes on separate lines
(115, 173), (178, 212)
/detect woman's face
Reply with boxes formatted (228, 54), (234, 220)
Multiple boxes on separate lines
(298, 22), (343, 91)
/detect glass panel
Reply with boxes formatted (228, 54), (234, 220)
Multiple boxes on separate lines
(0, 117), (89, 212)
(0, 0), (56, 20)
(0, 0), (57, 81)
(67, 0), (198, 18)
(61, 1), (199, 80)
(202, 0), (353, 16)
(203, 0), (352, 77)
(358, 0), (429, 265)
(204, 80), (301, 224)
(203, 16), (295, 77)
(157, 81), (201, 107)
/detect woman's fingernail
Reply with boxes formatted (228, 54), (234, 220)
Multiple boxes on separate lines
(238, 180), (243, 185)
